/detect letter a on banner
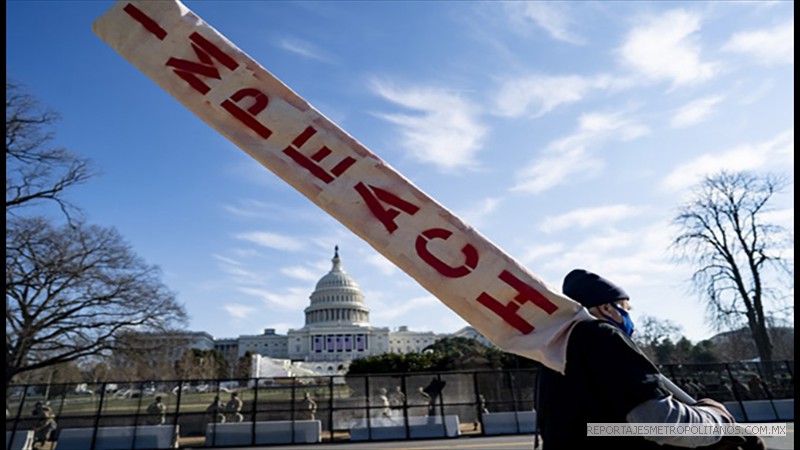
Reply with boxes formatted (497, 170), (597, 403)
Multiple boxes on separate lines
(93, 1), (593, 373)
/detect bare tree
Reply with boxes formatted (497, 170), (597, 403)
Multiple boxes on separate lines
(5, 216), (188, 390)
(672, 171), (793, 368)
(236, 352), (255, 380)
(634, 315), (683, 363)
(175, 349), (229, 381)
(636, 315), (683, 349)
(6, 81), (93, 221)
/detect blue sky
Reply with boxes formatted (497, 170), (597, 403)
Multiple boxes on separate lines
(7, 1), (794, 344)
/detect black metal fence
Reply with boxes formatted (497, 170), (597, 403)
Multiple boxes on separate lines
(5, 361), (794, 448)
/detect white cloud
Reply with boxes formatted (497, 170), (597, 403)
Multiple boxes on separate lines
(213, 253), (242, 267)
(540, 205), (643, 233)
(224, 304), (257, 319)
(492, 74), (616, 118)
(660, 129), (794, 192)
(234, 231), (306, 251)
(577, 113), (649, 140)
(459, 197), (502, 228)
(510, 2), (584, 45)
(662, 149), (766, 193)
(670, 96), (724, 128)
(366, 253), (397, 276)
(738, 79), (774, 106)
(218, 264), (266, 284)
(761, 208), (795, 230)
(279, 37), (330, 63)
(722, 21), (794, 65)
(222, 199), (321, 222)
(618, 10), (716, 86)
(280, 266), (320, 282)
(371, 79), (487, 172)
(512, 112), (649, 194)
(228, 248), (261, 259)
(539, 221), (680, 289)
(518, 243), (565, 265)
(512, 146), (602, 194)
(577, 229), (638, 254)
(371, 296), (440, 322)
(238, 286), (309, 310)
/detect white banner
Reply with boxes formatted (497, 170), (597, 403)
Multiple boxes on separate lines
(93, 0), (592, 372)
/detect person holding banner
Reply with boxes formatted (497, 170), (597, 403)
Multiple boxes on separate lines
(535, 269), (766, 450)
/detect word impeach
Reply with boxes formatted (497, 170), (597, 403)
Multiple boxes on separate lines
(93, 0), (592, 372)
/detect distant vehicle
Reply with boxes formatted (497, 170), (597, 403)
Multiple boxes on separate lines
(95, 383), (118, 394)
(193, 384), (210, 393)
(171, 385), (189, 394)
(8, 387), (24, 399)
(219, 381), (239, 390)
(74, 383), (94, 395)
(115, 388), (142, 399)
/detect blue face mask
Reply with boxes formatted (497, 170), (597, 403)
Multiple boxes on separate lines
(604, 303), (635, 337)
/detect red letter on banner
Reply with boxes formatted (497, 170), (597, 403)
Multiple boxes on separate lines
(476, 292), (534, 334)
(354, 182), (420, 233)
(476, 270), (558, 334)
(166, 32), (239, 95)
(497, 270), (558, 314)
(283, 126), (356, 183)
(221, 88), (272, 139)
(123, 3), (167, 40)
(415, 228), (478, 278)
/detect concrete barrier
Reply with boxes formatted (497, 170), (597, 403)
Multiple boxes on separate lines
(55, 425), (179, 450)
(204, 421), (321, 446)
(349, 415), (460, 441)
(723, 399), (794, 422)
(6, 430), (34, 450)
(481, 411), (537, 435)
(773, 399), (794, 421)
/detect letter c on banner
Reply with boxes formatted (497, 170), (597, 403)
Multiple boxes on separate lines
(415, 228), (478, 278)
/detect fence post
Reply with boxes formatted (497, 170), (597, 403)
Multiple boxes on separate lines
(364, 375), (372, 440)
(328, 375), (334, 442)
(507, 370), (521, 433)
(724, 363), (749, 422)
(401, 373), (410, 439)
(473, 372), (485, 435)
(90, 382), (108, 450)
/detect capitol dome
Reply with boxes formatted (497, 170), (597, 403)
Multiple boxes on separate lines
(304, 247), (370, 327)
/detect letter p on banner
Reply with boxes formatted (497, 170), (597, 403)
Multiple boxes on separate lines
(93, 0), (592, 373)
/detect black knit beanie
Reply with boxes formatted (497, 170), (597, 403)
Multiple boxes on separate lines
(562, 268), (629, 308)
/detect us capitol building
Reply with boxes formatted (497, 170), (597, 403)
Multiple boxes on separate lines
(133, 248), (488, 376)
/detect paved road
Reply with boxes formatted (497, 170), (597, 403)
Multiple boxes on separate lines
(196, 423), (793, 450)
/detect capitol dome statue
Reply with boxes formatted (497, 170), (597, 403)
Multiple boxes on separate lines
(286, 247), (390, 365)
(304, 246), (370, 326)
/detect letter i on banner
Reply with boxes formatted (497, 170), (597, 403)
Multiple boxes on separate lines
(93, 0), (592, 373)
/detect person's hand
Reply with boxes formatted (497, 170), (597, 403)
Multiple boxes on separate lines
(694, 397), (735, 423)
(692, 399), (767, 450)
